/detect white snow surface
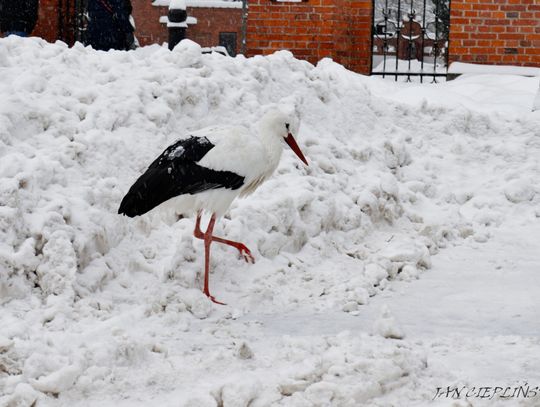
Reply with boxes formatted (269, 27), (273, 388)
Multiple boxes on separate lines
(169, 0), (187, 10)
(534, 83), (540, 112)
(1, 37), (540, 406)
(449, 62), (540, 77)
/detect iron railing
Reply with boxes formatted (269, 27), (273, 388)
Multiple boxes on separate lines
(371, 0), (451, 82)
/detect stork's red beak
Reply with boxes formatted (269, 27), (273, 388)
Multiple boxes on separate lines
(285, 133), (308, 166)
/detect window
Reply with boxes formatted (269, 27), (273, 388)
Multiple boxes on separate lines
(219, 32), (237, 57)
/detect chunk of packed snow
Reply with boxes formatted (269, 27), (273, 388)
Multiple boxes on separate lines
(31, 364), (81, 394)
(374, 305), (405, 339)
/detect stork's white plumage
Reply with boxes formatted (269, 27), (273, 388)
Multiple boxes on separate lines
(118, 109), (308, 303)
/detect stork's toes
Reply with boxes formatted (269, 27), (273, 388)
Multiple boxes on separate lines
(204, 291), (227, 305)
(237, 244), (255, 264)
(210, 296), (227, 305)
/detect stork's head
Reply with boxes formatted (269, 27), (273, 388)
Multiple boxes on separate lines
(260, 109), (308, 166)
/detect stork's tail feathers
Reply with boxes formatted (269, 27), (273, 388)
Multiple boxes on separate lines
(118, 191), (148, 217)
(118, 166), (182, 217)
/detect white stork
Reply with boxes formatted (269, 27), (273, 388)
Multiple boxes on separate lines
(118, 109), (308, 304)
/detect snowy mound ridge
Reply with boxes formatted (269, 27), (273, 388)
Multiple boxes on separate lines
(1, 36), (539, 405)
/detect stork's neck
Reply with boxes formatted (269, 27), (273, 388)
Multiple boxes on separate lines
(259, 129), (284, 174)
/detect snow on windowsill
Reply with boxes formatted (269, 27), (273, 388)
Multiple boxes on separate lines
(153, 0), (243, 8)
(169, 0), (187, 9)
(159, 16), (197, 25)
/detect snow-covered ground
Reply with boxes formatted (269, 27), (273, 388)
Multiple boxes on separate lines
(1, 36), (539, 406)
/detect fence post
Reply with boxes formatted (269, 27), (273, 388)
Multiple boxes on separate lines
(168, 0), (188, 50)
(241, 0), (247, 54)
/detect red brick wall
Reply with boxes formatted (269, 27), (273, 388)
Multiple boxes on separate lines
(132, 0), (242, 51)
(132, 0), (167, 45)
(335, 0), (372, 73)
(246, 0), (372, 74)
(450, 0), (540, 67)
(188, 7), (242, 51)
(33, 0), (60, 42)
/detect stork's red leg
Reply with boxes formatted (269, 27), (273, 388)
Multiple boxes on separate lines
(202, 213), (226, 305)
(208, 236), (255, 264)
(193, 211), (255, 264)
(193, 210), (204, 239)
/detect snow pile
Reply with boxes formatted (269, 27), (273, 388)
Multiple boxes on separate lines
(1, 36), (539, 405)
(0, 37), (435, 310)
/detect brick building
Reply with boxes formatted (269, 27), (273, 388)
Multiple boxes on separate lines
(247, 0), (539, 75)
(246, 0), (372, 74)
(17, 0), (243, 56)
(3, 0), (539, 74)
(134, 0), (243, 55)
(449, 0), (539, 66)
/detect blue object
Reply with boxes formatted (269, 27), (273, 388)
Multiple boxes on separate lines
(5, 31), (28, 37)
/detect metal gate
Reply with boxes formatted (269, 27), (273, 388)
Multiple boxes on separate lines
(56, 0), (87, 45)
(73, 0), (88, 45)
(371, 0), (451, 82)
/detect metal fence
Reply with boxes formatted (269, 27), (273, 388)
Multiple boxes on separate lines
(371, 0), (451, 82)
(54, 0), (87, 45)
(73, 0), (88, 44)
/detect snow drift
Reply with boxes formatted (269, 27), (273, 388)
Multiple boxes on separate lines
(1, 36), (539, 406)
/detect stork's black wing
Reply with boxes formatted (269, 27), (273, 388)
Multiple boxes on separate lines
(118, 136), (245, 217)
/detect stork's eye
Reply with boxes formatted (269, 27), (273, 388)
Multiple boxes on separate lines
(285, 123), (290, 130)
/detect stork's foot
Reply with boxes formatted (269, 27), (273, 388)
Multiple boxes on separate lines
(194, 215), (255, 264)
(236, 243), (255, 264)
(210, 236), (255, 264)
(203, 290), (227, 305)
